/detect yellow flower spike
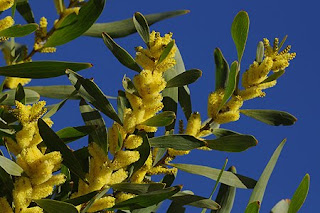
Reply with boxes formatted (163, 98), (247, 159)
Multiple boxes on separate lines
(39, 47), (57, 53)
(185, 112), (202, 136)
(130, 153), (152, 183)
(123, 108), (137, 133)
(125, 92), (145, 123)
(108, 123), (126, 155)
(214, 110), (241, 124)
(109, 168), (128, 185)
(20, 207), (43, 213)
(41, 151), (63, 171)
(38, 17), (48, 38)
(263, 38), (296, 72)
(20, 146), (44, 164)
(224, 96), (244, 112)
(207, 89), (224, 119)
(87, 196), (115, 213)
(14, 101), (47, 125)
(15, 124), (36, 148)
(238, 87), (266, 101)
(115, 192), (136, 203)
(111, 150), (140, 170)
(0, 197), (13, 213)
(0, 0), (14, 12)
(4, 77), (31, 89)
(5, 137), (21, 156)
(0, 16), (14, 31)
(88, 142), (109, 165)
(124, 134), (143, 149)
(13, 177), (33, 211)
(147, 166), (178, 175)
(168, 149), (190, 157)
(32, 174), (66, 199)
(63, 7), (81, 17)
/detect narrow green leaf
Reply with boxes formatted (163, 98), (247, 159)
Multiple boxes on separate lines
(261, 70), (285, 84)
(133, 12), (150, 44)
(141, 111), (176, 127)
(271, 199), (290, 213)
(56, 125), (96, 144)
(79, 99), (108, 153)
(167, 202), (186, 213)
(245, 201), (260, 213)
(231, 11), (250, 63)
(80, 187), (110, 213)
(122, 75), (139, 96)
(240, 109), (297, 126)
(35, 199), (78, 213)
(149, 135), (206, 150)
(171, 192), (220, 210)
(111, 183), (165, 194)
(0, 94), (8, 104)
(1, 89), (39, 105)
(15, 83), (25, 104)
(278, 35), (288, 50)
(158, 40), (175, 64)
(0, 23), (38, 37)
(53, 0), (65, 15)
(212, 128), (240, 138)
(25, 85), (83, 100)
(38, 118), (87, 182)
(43, 98), (69, 119)
(166, 69), (202, 88)
(64, 191), (99, 206)
(153, 147), (167, 166)
(206, 134), (258, 152)
(44, 0), (106, 47)
(170, 163), (257, 189)
(0, 61), (92, 78)
(16, 0), (35, 23)
(102, 32), (142, 72)
(214, 48), (229, 90)
(129, 132), (151, 174)
(67, 70), (121, 124)
(83, 10), (189, 38)
(0, 155), (23, 176)
(248, 139), (287, 204)
(288, 174), (310, 213)
(219, 61), (238, 110)
(111, 186), (181, 210)
(117, 90), (131, 123)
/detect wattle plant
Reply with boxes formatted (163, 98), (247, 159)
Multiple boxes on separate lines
(0, 1), (309, 212)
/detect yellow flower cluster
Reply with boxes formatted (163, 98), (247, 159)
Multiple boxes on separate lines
(4, 101), (65, 213)
(0, 0), (14, 12)
(0, 0), (14, 41)
(34, 17), (56, 53)
(207, 38), (295, 124)
(4, 77), (31, 89)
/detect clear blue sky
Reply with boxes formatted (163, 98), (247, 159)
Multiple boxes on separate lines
(3, 0), (316, 212)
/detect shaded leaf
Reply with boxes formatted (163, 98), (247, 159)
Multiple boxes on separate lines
(214, 48), (229, 90)
(158, 40), (175, 63)
(38, 119), (87, 182)
(0, 155), (23, 176)
(56, 125), (96, 144)
(0, 166), (14, 201)
(0, 23), (38, 37)
(212, 128), (240, 138)
(288, 174), (310, 213)
(0, 94), (8, 104)
(240, 109), (297, 126)
(167, 202), (186, 213)
(83, 10), (189, 38)
(261, 70), (285, 83)
(0, 61), (92, 78)
(245, 201), (260, 213)
(35, 199), (78, 213)
(149, 135), (206, 150)
(16, 0), (35, 23)
(25, 85), (83, 100)
(102, 32), (142, 72)
(231, 11), (250, 63)
(80, 187), (110, 213)
(171, 163), (256, 189)
(166, 69), (202, 88)
(129, 132), (150, 174)
(64, 191), (99, 206)
(117, 90), (131, 123)
(1, 89), (39, 105)
(206, 134), (258, 152)
(141, 111), (176, 127)
(248, 139), (287, 204)
(171, 192), (220, 210)
(44, 0), (106, 47)
(111, 183), (165, 194)
(15, 83), (25, 104)
(219, 61), (238, 110)
(133, 12), (150, 44)
(271, 199), (290, 213)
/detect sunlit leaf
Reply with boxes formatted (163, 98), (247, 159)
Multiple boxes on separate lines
(133, 12), (150, 44)
(35, 199), (78, 213)
(171, 192), (220, 210)
(111, 183), (165, 194)
(56, 125), (96, 144)
(0, 155), (23, 176)
(141, 111), (176, 127)
(261, 70), (285, 84)
(288, 174), (310, 213)
(149, 135), (206, 150)
(158, 40), (175, 64)
(80, 187), (110, 213)
(16, 0), (35, 23)
(117, 90), (131, 123)
(245, 201), (260, 213)
(219, 61), (238, 110)
(25, 85), (83, 100)
(212, 128), (240, 138)
(1, 89), (39, 106)
(0, 24), (38, 37)
(271, 199), (290, 213)
(206, 134), (258, 152)
(166, 69), (202, 88)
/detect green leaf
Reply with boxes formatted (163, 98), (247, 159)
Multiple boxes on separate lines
(1, 89), (39, 105)
(44, 0), (106, 47)
(0, 61), (92, 78)
(206, 134), (258, 152)
(288, 174), (310, 213)
(149, 135), (206, 150)
(248, 139), (287, 204)
(122, 75), (139, 96)
(278, 35), (288, 50)
(212, 128), (240, 138)
(167, 202), (186, 213)
(214, 48), (229, 90)
(0, 94), (8, 104)
(16, 0), (35, 23)
(213, 166), (237, 213)
(231, 11), (250, 63)
(255, 41), (264, 63)
(35, 199), (78, 213)
(171, 192), (220, 210)
(56, 125), (96, 144)
(0, 155), (23, 176)
(117, 90), (131, 123)
(15, 83), (26, 104)
(111, 183), (165, 194)
(219, 61), (238, 110)
(79, 99), (108, 153)
(42, 93), (73, 119)
(83, 10), (189, 38)
(141, 111), (176, 127)
(64, 191), (99, 206)
(129, 132), (151, 174)
(133, 12), (150, 44)
(158, 40), (175, 64)
(261, 70), (285, 84)
(111, 186), (181, 210)
(0, 24), (38, 37)
(0, 166), (14, 201)
(102, 32), (142, 72)
(271, 199), (290, 213)
(170, 163), (257, 189)
(166, 69), (202, 88)
(25, 85), (83, 100)
(240, 109), (297, 126)
(245, 201), (260, 213)
(66, 70), (121, 124)
(53, 0), (65, 15)
(80, 187), (110, 213)
(38, 118), (87, 183)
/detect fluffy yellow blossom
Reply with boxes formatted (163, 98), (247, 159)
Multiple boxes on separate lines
(124, 134), (143, 149)
(5, 137), (22, 156)
(20, 207), (43, 213)
(131, 153), (152, 183)
(207, 89), (224, 119)
(87, 196), (115, 213)
(147, 166), (177, 175)
(108, 123), (126, 155)
(239, 80), (277, 101)
(32, 174), (66, 199)
(115, 192), (136, 203)
(0, 0), (14, 12)
(111, 150), (140, 170)
(0, 16), (14, 31)
(14, 101), (47, 125)
(4, 77), (31, 89)
(0, 197), (13, 213)
(13, 177), (33, 211)
(109, 169), (128, 185)
(263, 38), (296, 72)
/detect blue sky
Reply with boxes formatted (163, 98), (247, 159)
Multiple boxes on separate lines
(2, 0), (316, 212)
